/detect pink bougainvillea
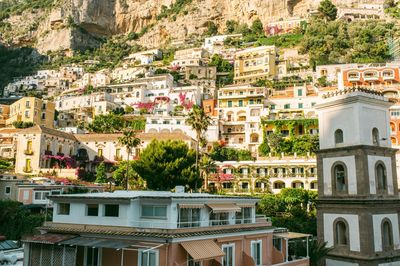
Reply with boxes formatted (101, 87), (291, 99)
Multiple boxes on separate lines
(178, 92), (194, 110)
(134, 102), (155, 112)
(42, 155), (76, 168)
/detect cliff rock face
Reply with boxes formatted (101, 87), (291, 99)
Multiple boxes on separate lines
(0, 0), (381, 52)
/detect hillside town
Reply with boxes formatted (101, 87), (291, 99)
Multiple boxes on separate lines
(1, 0), (400, 265)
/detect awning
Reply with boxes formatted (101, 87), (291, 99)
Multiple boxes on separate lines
(274, 232), (311, 239)
(181, 239), (225, 261)
(179, 204), (205, 209)
(60, 237), (139, 249)
(236, 203), (255, 208)
(24, 233), (76, 244)
(207, 203), (241, 213)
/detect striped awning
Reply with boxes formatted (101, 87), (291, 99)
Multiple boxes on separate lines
(274, 232), (311, 239)
(237, 203), (256, 208)
(207, 203), (241, 213)
(178, 204), (205, 209)
(181, 239), (224, 261)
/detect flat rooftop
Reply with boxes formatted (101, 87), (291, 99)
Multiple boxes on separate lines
(50, 190), (257, 200)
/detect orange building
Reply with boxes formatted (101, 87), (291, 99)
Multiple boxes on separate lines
(341, 66), (400, 89)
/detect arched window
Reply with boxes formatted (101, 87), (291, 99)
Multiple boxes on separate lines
(334, 129), (344, 144)
(335, 220), (348, 246)
(376, 163), (387, 192)
(333, 164), (347, 193)
(372, 128), (380, 145)
(382, 220), (393, 251)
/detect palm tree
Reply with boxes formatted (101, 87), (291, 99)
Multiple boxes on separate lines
(118, 129), (141, 190)
(200, 155), (216, 191)
(308, 239), (332, 266)
(186, 105), (212, 189)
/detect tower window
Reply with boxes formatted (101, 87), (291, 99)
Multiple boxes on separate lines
(334, 129), (343, 144)
(333, 163), (347, 194)
(335, 220), (348, 246)
(382, 219), (393, 251)
(376, 163), (387, 192)
(372, 128), (380, 146)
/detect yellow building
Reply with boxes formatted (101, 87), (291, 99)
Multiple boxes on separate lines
(234, 46), (277, 84)
(6, 97), (55, 128)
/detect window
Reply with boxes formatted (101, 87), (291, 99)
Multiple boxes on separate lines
(335, 220), (348, 246)
(187, 255), (201, 266)
(334, 129), (343, 144)
(87, 204), (99, 216)
(382, 220), (393, 251)
(251, 240), (262, 266)
(85, 247), (100, 266)
(222, 244), (235, 266)
(273, 238), (282, 251)
(227, 101), (232, 107)
(58, 203), (70, 215)
(238, 100), (243, 107)
(104, 204), (119, 217)
(179, 208), (200, 228)
(236, 207), (252, 224)
(25, 101), (30, 108)
(26, 140), (32, 152)
(24, 110), (29, 118)
(5, 186), (11, 195)
(284, 104), (290, 109)
(297, 89), (303, 96)
(34, 192), (41, 200)
(274, 182), (285, 189)
(98, 148), (103, 157)
(210, 212), (228, 226)
(372, 128), (380, 145)
(270, 104), (276, 110)
(142, 205), (167, 218)
(376, 163), (387, 192)
(298, 103), (303, 109)
(41, 113), (46, 120)
(138, 249), (158, 266)
(334, 163), (347, 193)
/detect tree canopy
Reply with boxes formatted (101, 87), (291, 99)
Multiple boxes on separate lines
(132, 140), (200, 190)
(318, 0), (337, 21)
(85, 113), (145, 133)
(209, 142), (254, 161)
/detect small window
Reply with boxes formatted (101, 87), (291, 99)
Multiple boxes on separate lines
(334, 129), (343, 144)
(5, 186), (11, 195)
(251, 240), (262, 266)
(335, 220), (348, 246)
(104, 204), (119, 217)
(187, 255), (201, 266)
(87, 204), (99, 216)
(138, 249), (158, 266)
(334, 164), (347, 193)
(58, 203), (70, 215)
(382, 220), (393, 251)
(142, 205), (167, 218)
(273, 238), (282, 251)
(34, 192), (41, 200)
(372, 128), (380, 145)
(376, 163), (387, 192)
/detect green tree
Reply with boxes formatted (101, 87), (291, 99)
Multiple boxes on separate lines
(118, 129), (141, 190)
(206, 21), (218, 36)
(0, 200), (45, 240)
(251, 18), (264, 36)
(200, 155), (216, 191)
(113, 161), (145, 189)
(132, 140), (199, 190)
(209, 54), (233, 72)
(95, 162), (107, 183)
(225, 20), (238, 34)
(186, 105), (212, 188)
(86, 113), (125, 133)
(318, 0), (337, 21)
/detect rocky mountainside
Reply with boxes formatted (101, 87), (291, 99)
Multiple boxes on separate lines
(0, 0), (382, 53)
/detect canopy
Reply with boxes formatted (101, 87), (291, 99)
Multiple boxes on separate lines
(274, 232), (311, 239)
(178, 204), (205, 209)
(60, 237), (139, 249)
(207, 203), (241, 213)
(181, 239), (224, 261)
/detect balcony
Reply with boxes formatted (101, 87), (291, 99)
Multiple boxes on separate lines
(114, 155), (123, 161)
(44, 150), (53, 156)
(24, 150), (34, 155)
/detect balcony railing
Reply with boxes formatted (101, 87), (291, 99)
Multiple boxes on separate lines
(24, 150), (34, 155)
(114, 155), (123, 161)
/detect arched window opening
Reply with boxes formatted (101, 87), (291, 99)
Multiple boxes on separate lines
(382, 220), (393, 251)
(376, 163), (387, 192)
(334, 129), (343, 144)
(335, 221), (348, 246)
(372, 128), (380, 145)
(334, 164), (347, 193)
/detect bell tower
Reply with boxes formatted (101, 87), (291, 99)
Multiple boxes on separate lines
(316, 88), (400, 266)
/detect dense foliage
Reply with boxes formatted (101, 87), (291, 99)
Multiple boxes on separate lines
(157, 0), (192, 21)
(0, 0), (55, 21)
(301, 19), (397, 66)
(258, 188), (317, 235)
(85, 114), (145, 133)
(0, 200), (45, 240)
(208, 54), (234, 86)
(318, 0), (337, 21)
(209, 143), (254, 162)
(132, 140), (200, 190)
(112, 161), (145, 189)
(12, 121), (34, 129)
